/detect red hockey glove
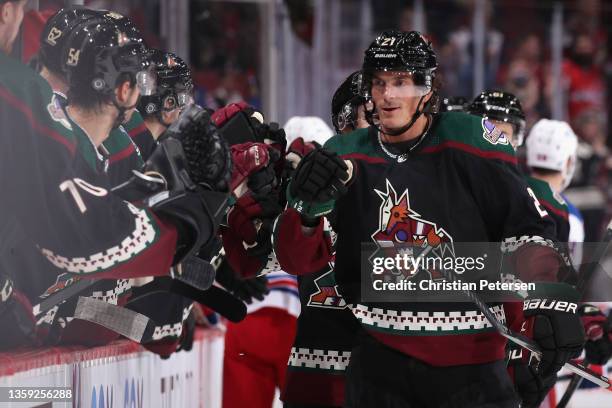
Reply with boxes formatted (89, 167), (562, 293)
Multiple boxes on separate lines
(211, 102), (251, 127)
(285, 137), (319, 170)
(227, 193), (282, 251)
(230, 142), (276, 193)
(579, 303), (612, 365)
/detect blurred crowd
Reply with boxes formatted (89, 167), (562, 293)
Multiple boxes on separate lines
(2, 1), (612, 408)
(373, 0), (612, 241)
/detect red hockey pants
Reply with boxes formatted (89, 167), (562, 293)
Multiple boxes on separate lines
(223, 307), (297, 408)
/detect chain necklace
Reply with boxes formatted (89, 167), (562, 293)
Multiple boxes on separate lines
(377, 124), (430, 163)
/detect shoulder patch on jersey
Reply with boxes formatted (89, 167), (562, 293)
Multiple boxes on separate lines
(481, 119), (509, 146)
(422, 112), (516, 163)
(47, 94), (73, 131)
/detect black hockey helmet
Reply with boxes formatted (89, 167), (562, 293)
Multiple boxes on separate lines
(361, 30), (439, 136)
(99, 10), (145, 45)
(363, 30), (437, 73)
(38, 7), (101, 76)
(62, 19), (154, 99)
(467, 90), (526, 146)
(331, 70), (365, 133)
(137, 49), (193, 120)
(440, 96), (468, 113)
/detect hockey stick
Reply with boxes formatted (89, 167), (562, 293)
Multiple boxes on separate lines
(33, 277), (98, 318)
(556, 219), (612, 406)
(32, 254), (215, 320)
(433, 254), (612, 389)
(127, 276), (246, 323)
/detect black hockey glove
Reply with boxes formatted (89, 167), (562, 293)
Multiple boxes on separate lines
(287, 148), (351, 220)
(247, 159), (280, 197)
(579, 304), (612, 365)
(256, 121), (287, 152)
(508, 356), (557, 408)
(522, 290), (585, 378)
(215, 259), (269, 304)
(161, 104), (233, 192)
(113, 107), (231, 264)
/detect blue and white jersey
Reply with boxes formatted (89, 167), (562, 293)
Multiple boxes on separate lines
(246, 266), (301, 318)
(562, 194), (585, 268)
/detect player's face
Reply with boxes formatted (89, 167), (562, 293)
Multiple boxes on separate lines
(490, 120), (516, 148)
(116, 80), (141, 123)
(161, 106), (181, 125)
(0, 0), (26, 54)
(371, 71), (430, 132)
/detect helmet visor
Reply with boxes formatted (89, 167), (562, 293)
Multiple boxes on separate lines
(136, 69), (156, 96)
(176, 91), (194, 108)
(370, 71), (432, 99)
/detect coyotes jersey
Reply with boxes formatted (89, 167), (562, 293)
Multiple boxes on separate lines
(52, 92), (144, 186)
(123, 109), (157, 161)
(49, 94), (192, 351)
(276, 112), (563, 367)
(0, 50), (177, 284)
(282, 262), (360, 407)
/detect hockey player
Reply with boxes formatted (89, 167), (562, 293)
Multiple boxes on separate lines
(31, 11), (158, 347)
(124, 49), (199, 357)
(525, 119), (581, 263)
(467, 90), (526, 150)
(274, 30), (584, 407)
(467, 94), (579, 406)
(37, 8), (145, 186)
(0, 2), (229, 346)
(467, 91), (571, 245)
(137, 49), (194, 140)
(282, 74), (366, 408)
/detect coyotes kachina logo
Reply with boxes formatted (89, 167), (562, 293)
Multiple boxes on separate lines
(371, 179), (454, 281)
(308, 266), (348, 309)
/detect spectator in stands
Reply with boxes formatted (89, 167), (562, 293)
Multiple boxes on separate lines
(562, 32), (606, 127)
(566, 0), (607, 65)
(504, 58), (544, 130)
(573, 109), (609, 187)
(448, 0), (503, 97)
